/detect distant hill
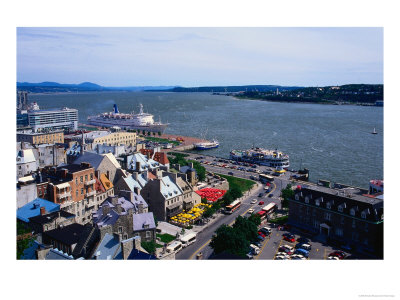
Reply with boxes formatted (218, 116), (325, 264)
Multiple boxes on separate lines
(153, 85), (303, 93)
(16, 82), (179, 93)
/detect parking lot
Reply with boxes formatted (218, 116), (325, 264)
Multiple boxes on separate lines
(252, 224), (351, 260)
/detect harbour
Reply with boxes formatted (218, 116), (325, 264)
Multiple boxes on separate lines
(26, 91), (383, 188)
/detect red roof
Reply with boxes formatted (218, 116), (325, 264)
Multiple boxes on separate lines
(147, 171), (157, 180)
(195, 188), (226, 202)
(153, 152), (169, 165)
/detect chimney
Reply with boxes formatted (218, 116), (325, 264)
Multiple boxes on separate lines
(111, 195), (119, 206)
(95, 170), (101, 180)
(188, 162), (194, 169)
(81, 131), (85, 154)
(138, 203), (144, 214)
(121, 238), (134, 260)
(136, 161), (141, 172)
(40, 206), (46, 216)
(102, 204), (111, 215)
(115, 203), (122, 214)
(133, 187), (139, 195)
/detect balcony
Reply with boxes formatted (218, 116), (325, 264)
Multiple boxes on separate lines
(85, 179), (96, 186)
(86, 190), (96, 197)
(57, 192), (71, 199)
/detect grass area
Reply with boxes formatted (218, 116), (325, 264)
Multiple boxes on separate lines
(268, 215), (289, 224)
(145, 136), (180, 145)
(217, 173), (255, 193)
(156, 233), (176, 244)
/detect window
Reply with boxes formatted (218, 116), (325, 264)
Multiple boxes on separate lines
(324, 212), (331, 221)
(85, 175), (88, 181)
(146, 231), (152, 238)
(315, 199), (320, 206)
(350, 208), (355, 216)
(76, 190), (78, 197)
(326, 202), (331, 209)
(81, 188), (84, 195)
(335, 228), (343, 237)
(361, 211), (366, 219)
(352, 232), (359, 241)
(75, 178), (78, 185)
(313, 220), (319, 229)
(305, 196), (309, 204)
(80, 176), (83, 183)
(338, 205), (343, 213)
(90, 173), (93, 180)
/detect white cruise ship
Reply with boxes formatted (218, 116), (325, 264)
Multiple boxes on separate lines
(230, 147), (289, 168)
(194, 140), (219, 150)
(87, 103), (169, 133)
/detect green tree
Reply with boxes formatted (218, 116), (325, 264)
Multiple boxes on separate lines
(248, 213), (262, 226)
(281, 184), (294, 209)
(232, 216), (259, 243)
(210, 225), (249, 257)
(158, 131), (162, 136)
(222, 191), (233, 206)
(230, 185), (243, 200)
(141, 241), (157, 254)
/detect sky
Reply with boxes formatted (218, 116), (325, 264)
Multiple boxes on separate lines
(17, 27), (383, 87)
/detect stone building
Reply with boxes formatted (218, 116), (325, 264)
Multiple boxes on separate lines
(288, 184), (383, 258)
(17, 130), (64, 145)
(68, 130), (136, 147)
(16, 148), (38, 178)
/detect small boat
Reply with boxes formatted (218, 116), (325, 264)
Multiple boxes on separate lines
(194, 140), (219, 150)
(371, 128), (378, 135)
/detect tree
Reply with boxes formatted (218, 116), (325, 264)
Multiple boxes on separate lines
(248, 213), (262, 226)
(210, 225), (249, 257)
(230, 185), (243, 200)
(222, 191), (233, 206)
(158, 131), (162, 136)
(281, 184), (294, 209)
(141, 241), (157, 255)
(153, 215), (158, 227)
(232, 216), (259, 243)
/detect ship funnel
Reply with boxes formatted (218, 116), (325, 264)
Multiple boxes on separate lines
(113, 104), (119, 114)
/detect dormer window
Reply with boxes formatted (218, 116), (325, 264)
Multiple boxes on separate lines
(361, 211), (367, 219)
(304, 196), (309, 204)
(338, 205), (343, 213)
(326, 202), (331, 209)
(295, 194), (300, 201)
(350, 208), (355, 216)
(315, 199), (320, 206)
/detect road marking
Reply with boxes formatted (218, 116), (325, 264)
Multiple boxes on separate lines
(255, 237), (270, 260)
(273, 238), (285, 259)
(189, 239), (212, 260)
(323, 248), (328, 260)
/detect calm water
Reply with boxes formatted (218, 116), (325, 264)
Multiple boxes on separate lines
(29, 92), (383, 188)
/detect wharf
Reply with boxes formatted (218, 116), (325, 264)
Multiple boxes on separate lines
(158, 134), (209, 151)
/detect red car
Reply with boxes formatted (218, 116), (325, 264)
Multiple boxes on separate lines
(329, 251), (346, 259)
(259, 201), (264, 205)
(258, 231), (266, 238)
(283, 233), (296, 243)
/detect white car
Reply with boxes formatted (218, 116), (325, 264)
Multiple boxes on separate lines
(276, 252), (290, 258)
(250, 199), (257, 204)
(248, 208), (255, 214)
(275, 255), (289, 260)
(328, 256), (339, 260)
(291, 254), (306, 260)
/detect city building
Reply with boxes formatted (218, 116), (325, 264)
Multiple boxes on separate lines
(28, 107), (78, 132)
(17, 130), (64, 145)
(92, 194), (156, 242)
(120, 152), (161, 172)
(94, 173), (115, 211)
(41, 223), (99, 259)
(141, 173), (184, 222)
(369, 179), (383, 195)
(17, 175), (38, 209)
(68, 130), (136, 147)
(17, 198), (60, 223)
(16, 148), (38, 178)
(288, 184), (383, 258)
(29, 210), (76, 233)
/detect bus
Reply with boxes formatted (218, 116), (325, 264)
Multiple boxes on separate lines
(262, 203), (277, 215)
(259, 174), (274, 183)
(257, 210), (268, 221)
(166, 241), (183, 253)
(180, 232), (197, 247)
(225, 200), (241, 214)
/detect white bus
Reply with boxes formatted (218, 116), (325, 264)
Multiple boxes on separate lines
(262, 203), (277, 215)
(166, 241), (183, 253)
(225, 200), (241, 214)
(180, 232), (197, 247)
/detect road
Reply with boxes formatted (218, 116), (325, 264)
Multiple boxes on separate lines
(175, 153), (292, 260)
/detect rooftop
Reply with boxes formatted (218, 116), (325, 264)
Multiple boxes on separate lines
(132, 212), (156, 231)
(17, 198), (60, 223)
(29, 210), (75, 224)
(43, 223), (87, 246)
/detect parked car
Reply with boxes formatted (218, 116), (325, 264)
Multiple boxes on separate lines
(258, 231), (266, 238)
(253, 241), (262, 248)
(262, 226), (272, 234)
(258, 201), (264, 205)
(275, 255), (289, 260)
(259, 228), (271, 236)
(250, 199), (257, 204)
(294, 248), (309, 258)
(297, 237), (310, 244)
(329, 251), (346, 259)
(258, 193), (263, 197)
(283, 233), (296, 243)
(279, 245), (294, 254)
(228, 172), (233, 175)
(328, 256), (339, 260)
(295, 243), (312, 251)
(248, 208), (255, 214)
(291, 254), (306, 260)
(257, 235), (265, 242)
(246, 252), (254, 259)
(268, 194), (273, 197)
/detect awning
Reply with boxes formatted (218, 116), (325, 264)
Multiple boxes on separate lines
(183, 198), (193, 204)
(56, 182), (71, 189)
(166, 202), (181, 210)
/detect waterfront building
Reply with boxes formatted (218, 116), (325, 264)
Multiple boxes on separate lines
(369, 179), (383, 195)
(68, 130), (137, 147)
(28, 107), (78, 132)
(17, 130), (64, 145)
(288, 184), (383, 258)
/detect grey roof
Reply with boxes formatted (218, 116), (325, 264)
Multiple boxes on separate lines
(45, 248), (74, 260)
(93, 196), (135, 227)
(132, 212), (156, 231)
(72, 152), (105, 169)
(92, 233), (121, 260)
(180, 166), (196, 174)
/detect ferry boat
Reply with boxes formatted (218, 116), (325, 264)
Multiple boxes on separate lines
(230, 147), (289, 168)
(87, 103), (169, 133)
(194, 140), (219, 150)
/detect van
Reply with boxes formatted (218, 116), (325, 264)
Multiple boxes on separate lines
(166, 241), (183, 253)
(180, 232), (197, 248)
(250, 244), (260, 255)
